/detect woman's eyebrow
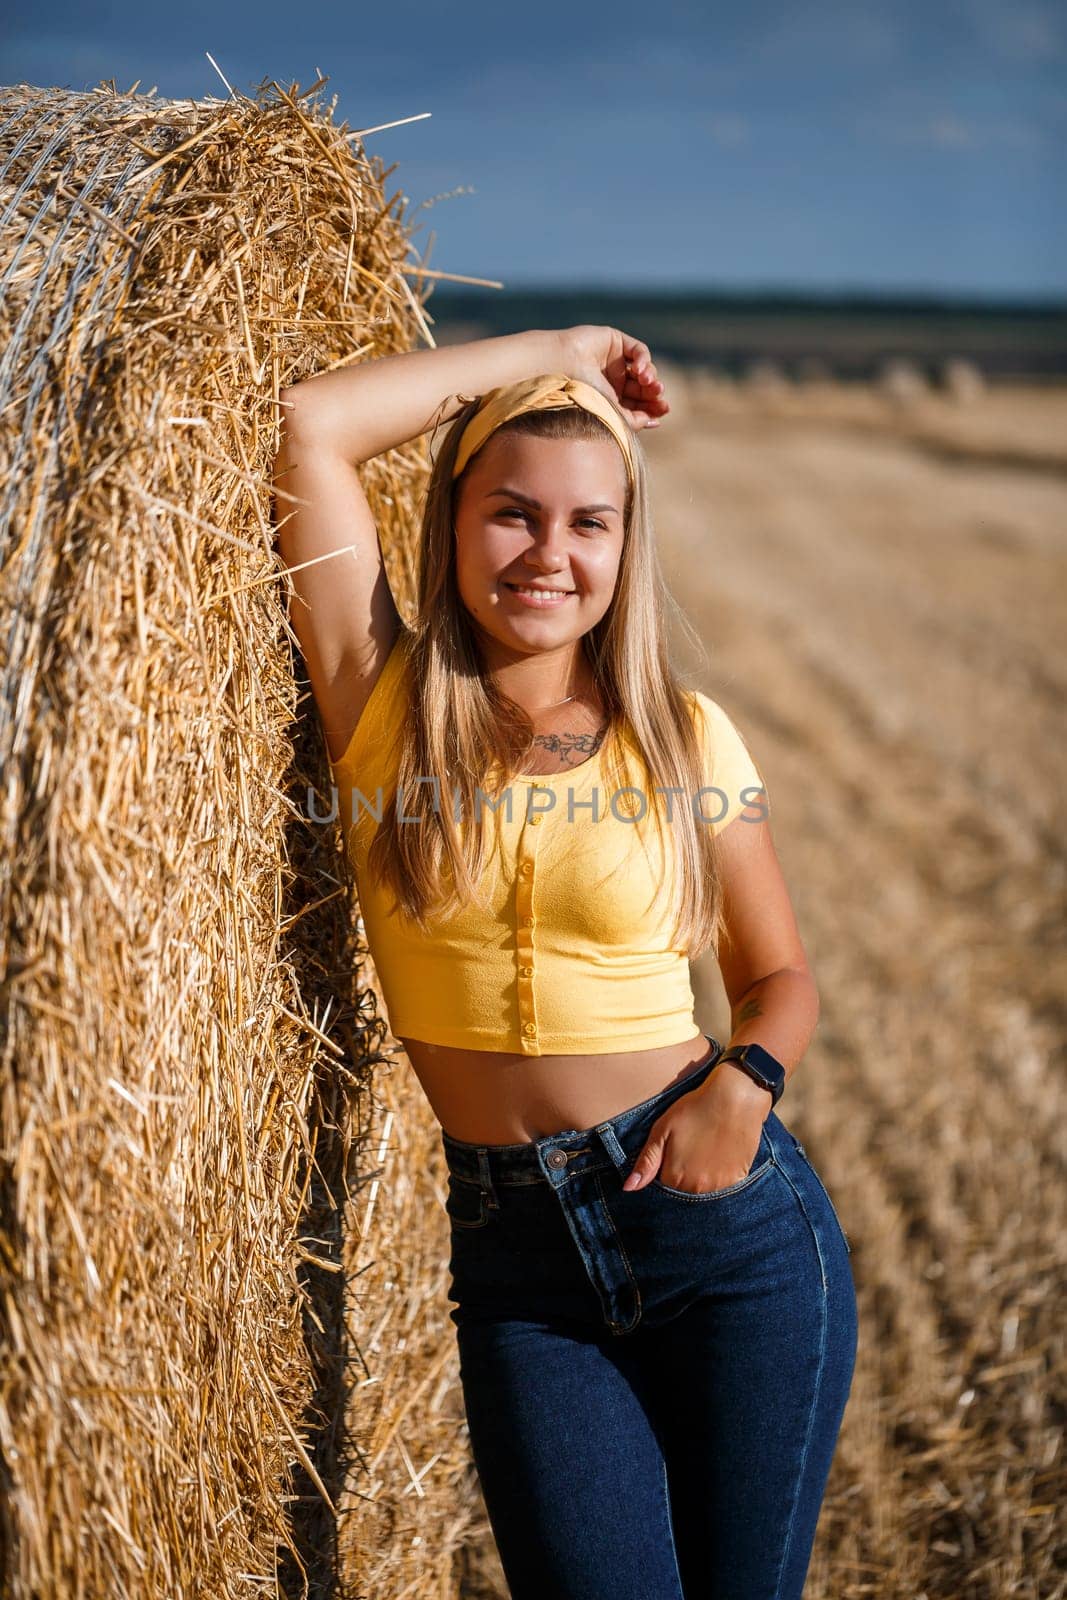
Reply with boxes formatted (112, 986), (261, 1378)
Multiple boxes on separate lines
(484, 486), (619, 514)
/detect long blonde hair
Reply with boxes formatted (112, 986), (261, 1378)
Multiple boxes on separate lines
(366, 391), (730, 958)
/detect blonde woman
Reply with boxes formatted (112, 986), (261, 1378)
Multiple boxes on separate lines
(274, 326), (857, 1600)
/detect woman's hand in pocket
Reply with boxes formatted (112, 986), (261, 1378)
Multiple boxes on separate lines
(621, 1069), (771, 1193)
(560, 324), (670, 431)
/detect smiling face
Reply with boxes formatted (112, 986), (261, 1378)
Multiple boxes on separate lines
(452, 428), (628, 665)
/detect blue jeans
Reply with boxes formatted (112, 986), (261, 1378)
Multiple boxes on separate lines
(440, 1035), (858, 1600)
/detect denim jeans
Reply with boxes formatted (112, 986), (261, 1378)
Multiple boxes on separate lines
(440, 1034), (858, 1600)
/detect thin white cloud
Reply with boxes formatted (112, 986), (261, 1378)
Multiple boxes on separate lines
(755, 4), (900, 68)
(708, 113), (750, 147)
(970, 1), (1064, 63)
(927, 115), (974, 149)
(857, 100), (1045, 153)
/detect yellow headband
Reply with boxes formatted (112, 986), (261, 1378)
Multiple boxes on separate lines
(450, 373), (636, 495)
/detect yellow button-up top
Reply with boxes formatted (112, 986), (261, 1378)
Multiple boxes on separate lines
(329, 632), (769, 1056)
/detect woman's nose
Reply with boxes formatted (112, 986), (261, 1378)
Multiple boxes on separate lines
(524, 523), (571, 568)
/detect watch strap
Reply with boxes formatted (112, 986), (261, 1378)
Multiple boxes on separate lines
(717, 1042), (787, 1106)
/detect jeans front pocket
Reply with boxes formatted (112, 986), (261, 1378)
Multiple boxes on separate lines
(445, 1171), (490, 1230)
(649, 1126), (775, 1203)
(792, 1138), (851, 1254)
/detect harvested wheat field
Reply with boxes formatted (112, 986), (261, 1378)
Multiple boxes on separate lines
(667, 375), (1067, 1600)
(448, 374), (1067, 1598)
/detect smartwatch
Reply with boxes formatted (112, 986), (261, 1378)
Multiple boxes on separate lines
(716, 1042), (787, 1107)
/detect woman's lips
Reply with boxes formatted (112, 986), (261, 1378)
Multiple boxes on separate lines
(502, 583), (575, 608)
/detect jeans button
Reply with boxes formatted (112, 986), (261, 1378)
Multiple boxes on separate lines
(546, 1149), (568, 1169)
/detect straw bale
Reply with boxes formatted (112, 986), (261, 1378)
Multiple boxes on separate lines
(0, 77), (477, 1599)
(939, 356), (986, 404)
(742, 357), (791, 398)
(878, 356), (929, 410)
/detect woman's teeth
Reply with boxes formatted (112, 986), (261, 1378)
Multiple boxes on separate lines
(505, 584), (574, 605)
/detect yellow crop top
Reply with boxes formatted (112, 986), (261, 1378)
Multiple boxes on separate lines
(328, 631), (769, 1056)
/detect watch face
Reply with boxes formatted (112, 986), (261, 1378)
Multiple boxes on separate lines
(743, 1061), (773, 1089)
(730, 1043), (786, 1094)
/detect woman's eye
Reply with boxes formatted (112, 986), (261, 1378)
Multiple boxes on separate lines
(499, 509), (604, 531)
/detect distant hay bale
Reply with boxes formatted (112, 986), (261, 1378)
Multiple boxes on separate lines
(878, 357), (929, 410)
(940, 357), (986, 403)
(742, 358), (790, 398)
(0, 77), (475, 1599)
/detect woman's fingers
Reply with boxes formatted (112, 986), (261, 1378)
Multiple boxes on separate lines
(620, 404), (664, 433)
(621, 333), (653, 369)
(621, 372), (671, 428)
(591, 330), (669, 428)
(624, 362), (666, 412)
(624, 353), (656, 384)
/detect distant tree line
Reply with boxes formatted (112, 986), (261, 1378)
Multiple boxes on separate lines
(427, 288), (1067, 382)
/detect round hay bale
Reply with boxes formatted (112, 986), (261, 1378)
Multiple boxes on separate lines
(940, 356), (986, 403)
(878, 357), (929, 409)
(742, 358), (791, 398)
(0, 77), (470, 1600)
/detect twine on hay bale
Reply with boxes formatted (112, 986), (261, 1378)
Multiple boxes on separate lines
(0, 77), (481, 1599)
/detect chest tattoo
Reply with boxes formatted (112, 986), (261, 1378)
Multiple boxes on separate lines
(528, 723), (608, 769)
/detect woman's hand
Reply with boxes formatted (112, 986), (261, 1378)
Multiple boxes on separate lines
(621, 1066), (771, 1193)
(558, 324), (670, 431)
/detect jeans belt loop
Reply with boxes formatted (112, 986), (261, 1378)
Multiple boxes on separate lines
(595, 1122), (629, 1172)
(477, 1147), (500, 1209)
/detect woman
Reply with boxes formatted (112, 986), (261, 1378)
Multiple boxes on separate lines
(273, 324), (858, 1599)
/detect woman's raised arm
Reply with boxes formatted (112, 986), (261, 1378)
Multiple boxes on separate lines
(272, 326), (669, 762)
(278, 328), (569, 466)
(272, 329), (568, 763)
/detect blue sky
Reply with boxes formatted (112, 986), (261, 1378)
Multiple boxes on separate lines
(4, 1), (1065, 298)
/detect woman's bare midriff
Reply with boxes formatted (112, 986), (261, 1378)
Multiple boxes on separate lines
(399, 1030), (717, 1144)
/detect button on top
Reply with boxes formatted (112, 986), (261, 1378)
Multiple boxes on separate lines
(546, 1149), (569, 1169)
(521, 965), (533, 977)
(529, 815), (543, 826)
(523, 915), (535, 927)
(523, 1022), (537, 1036)
(521, 862), (534, 877)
